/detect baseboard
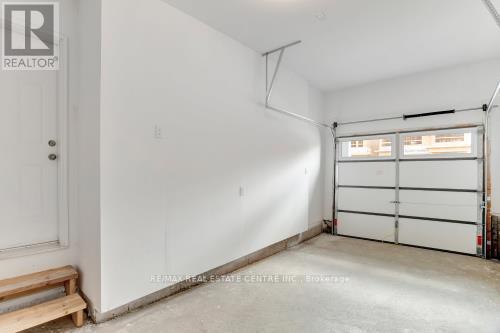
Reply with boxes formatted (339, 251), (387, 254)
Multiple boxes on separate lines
(89, 223), (323, 323)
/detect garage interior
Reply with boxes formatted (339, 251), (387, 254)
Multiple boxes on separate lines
(2, 0), (500, 332)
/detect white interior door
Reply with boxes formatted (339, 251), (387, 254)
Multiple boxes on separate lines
(0, 70), (59, 250)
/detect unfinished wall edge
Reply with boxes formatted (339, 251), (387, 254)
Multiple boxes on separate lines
(89, 223), (323, 323)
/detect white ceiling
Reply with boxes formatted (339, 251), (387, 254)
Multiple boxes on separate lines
(163, 0), (500, 91)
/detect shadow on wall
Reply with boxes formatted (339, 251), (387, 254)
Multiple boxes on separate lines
(164, 144), (321, 276)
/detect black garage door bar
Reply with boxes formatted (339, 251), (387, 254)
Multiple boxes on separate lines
(338, 157), (479, 163)
(338, 210), (478, 225)
(399, 215), (477, 225)
(338, 210), (394, 218)
(338, 185), (396, 190)
(338, 185), (479, 193)
(400, 157), (479, 162)
(338, 159), (396, 163)
(399, 187), (479, 193)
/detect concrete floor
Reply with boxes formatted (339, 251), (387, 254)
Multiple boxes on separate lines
(28, 234), (500, 333)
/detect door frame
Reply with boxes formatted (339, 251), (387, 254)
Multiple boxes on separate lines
(56, 35), (69, 249)
(0, 35), (69, 257)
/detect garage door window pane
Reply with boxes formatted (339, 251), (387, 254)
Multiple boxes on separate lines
(402, 130), (474, 157)
(341, 138), (393, 159)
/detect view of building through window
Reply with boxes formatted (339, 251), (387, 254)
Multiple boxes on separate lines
(402, 132), (472, 155)
(404, 136), (422, 145)
(342, 138), (393, 158)
(341, 130), (474, 159)
(435, 134), (465, 143)
(351, 140), (364, 148)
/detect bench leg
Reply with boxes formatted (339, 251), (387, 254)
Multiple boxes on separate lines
(65, 278), (84, 327)
(64, 278), (76, 295)
(72, 310), (84, 327)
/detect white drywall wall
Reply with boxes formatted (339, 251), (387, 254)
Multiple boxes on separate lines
(76, 0), (102, 312)
(0, 0), (80, 312)
(99, 0), (325, 312)
(323, 58), (500, 219)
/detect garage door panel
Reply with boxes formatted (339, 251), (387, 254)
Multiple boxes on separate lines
(338, 162), (395, 187)
(337, 212), (394, 242)
(338, 188), (394, 214)
(399, 218), (477, 254)
(399, 160), (479, 190)
(399, 190), (479, 222)
(336, 128), (482, 256)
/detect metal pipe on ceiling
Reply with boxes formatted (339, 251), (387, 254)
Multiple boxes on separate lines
(266, 104), (332, 128)
(262, 40), (302, 56)
(337, 105), (497, 126)
(262, 40), (333, 129)
(266, 48), (285, 106)
(482, 0), (500, 29)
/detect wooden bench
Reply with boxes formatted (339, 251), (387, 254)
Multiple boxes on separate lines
(0, 266), (86, 333)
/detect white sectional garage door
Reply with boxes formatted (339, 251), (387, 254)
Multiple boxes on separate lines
(335, 127), (483, 255)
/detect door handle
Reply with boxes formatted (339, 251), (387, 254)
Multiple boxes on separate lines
(48, 154), (57, 161)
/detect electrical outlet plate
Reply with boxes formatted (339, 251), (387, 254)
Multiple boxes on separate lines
(154, 125), (162, 139)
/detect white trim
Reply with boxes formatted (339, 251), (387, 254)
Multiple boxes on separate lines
(0, 241), (68, 260)
(56, 35), (69, 247)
